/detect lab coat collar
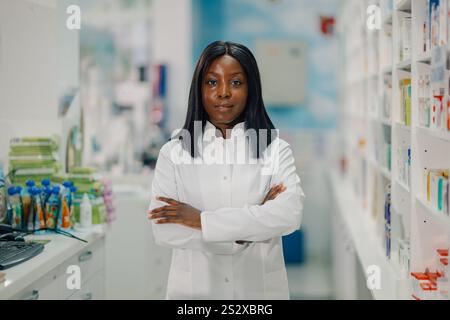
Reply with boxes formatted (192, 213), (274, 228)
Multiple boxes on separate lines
(204, 120), (246, 139)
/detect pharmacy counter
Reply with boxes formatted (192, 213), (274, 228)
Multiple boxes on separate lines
(0, 225), (106, 300)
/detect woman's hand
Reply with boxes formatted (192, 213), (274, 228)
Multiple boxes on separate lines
(235, 183), (286, 245)
(148, 197), (202, 230)
(260, 183), (286, 205)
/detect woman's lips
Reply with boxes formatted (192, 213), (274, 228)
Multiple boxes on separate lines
(215, 104), (233, 112)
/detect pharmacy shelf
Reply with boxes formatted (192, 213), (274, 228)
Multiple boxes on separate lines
(395, 122), (411, 132)
(395, 0), (411, 11)
(416, 52), (432, 63)
(395, 178), (410, 194)
(331, 171), (402, 300)
(417, 126), (450, 142)
(396, 59), (412, 70)
(416, 196), (450, 227)
(367, 155), (392, 180)
(340, 0), (450, 301)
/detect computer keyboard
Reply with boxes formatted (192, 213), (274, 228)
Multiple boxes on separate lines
(0, 241), (44, 270)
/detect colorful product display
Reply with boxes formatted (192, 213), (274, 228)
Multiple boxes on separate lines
(419, 0), (449, 55)
(423, 169), (450, 215)
(411, 248), (449, 300)
(5, 180), (77, 232)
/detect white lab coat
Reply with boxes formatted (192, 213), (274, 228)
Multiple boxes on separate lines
(148, 121), (305, 300)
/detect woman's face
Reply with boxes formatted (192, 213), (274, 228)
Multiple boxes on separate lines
(202, 55), (248, 128)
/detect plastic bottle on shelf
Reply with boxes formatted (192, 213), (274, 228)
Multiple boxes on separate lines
(80, 193), (92, 230)
(8, 186), (23, 230)
(15, 186), (25, 230)
(32, 187), (46, 231)
(40, 179), (52, 205)
(45, 186), (60, 230)
(69, 185), (77, 229)
(23, 180), (35, 231)
(59, 181), (73, 230)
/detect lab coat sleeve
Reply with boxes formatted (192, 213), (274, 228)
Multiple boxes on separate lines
(200, 140), (305, 242)
(149, 142), (237, 254)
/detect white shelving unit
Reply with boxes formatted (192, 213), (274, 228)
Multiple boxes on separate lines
(338, 0), (450, 300)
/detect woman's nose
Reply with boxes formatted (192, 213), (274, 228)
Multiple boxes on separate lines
(217, 83), (231, 99)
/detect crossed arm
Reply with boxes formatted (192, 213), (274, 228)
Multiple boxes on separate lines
(147, 141), (304, 252)
(148, 184), (286, 243)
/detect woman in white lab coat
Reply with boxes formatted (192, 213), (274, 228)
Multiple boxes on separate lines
(148, 41), (305, 300)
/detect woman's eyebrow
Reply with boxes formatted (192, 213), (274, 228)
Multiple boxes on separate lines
(205, 71), (245, 77)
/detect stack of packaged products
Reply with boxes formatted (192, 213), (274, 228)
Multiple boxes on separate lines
(0, 136), (115, 231)
(418, 73), (449, 132)
(65, 167), (109, 226)
(8, 137), (60, 185)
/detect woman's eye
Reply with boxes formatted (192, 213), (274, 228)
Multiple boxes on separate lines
(206, 79), (217, 86)
(231, 80), (242, 86)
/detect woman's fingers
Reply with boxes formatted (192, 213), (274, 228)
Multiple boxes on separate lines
(262, 184), (285, 204)
(262, 185), (280, 203)
(150, 205), (177, 214)
(155, 217), (183, 224)
(148, 211), (179, 219)
(263, 184), (284, 204)
(157, 196), (179, 205)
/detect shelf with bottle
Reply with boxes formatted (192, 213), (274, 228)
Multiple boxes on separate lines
(415, 0), (449, 60)
(417, 168), (450, 223)
(416, 66), (450, 139)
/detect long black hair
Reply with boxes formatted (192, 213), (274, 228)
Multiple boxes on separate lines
(177, 41), (277, 159)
